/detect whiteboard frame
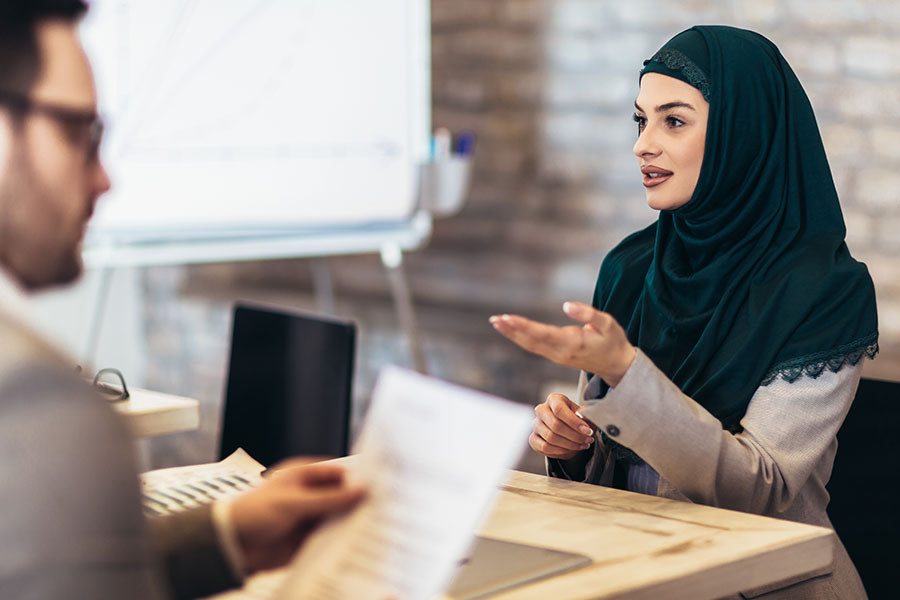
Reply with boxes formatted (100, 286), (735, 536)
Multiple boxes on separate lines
(83, 210), (432, 269)
(81, 0), (433, 260)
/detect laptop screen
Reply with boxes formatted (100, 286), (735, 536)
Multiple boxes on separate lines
(219, 303), (356, 467)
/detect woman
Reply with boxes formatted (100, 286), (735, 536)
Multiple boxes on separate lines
(491, 26), (877, 600)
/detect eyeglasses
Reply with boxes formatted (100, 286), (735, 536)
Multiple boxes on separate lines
(92, 368), (130, 402)
(0, 89), (104, 164)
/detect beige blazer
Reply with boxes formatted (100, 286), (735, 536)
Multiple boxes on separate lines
(549, 349), (868, 600)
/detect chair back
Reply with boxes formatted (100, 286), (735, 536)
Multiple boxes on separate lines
(826, 376), (900, 599)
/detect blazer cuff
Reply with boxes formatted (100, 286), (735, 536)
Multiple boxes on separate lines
(149, 505), (242, 600)
(578, 349), (662, 448)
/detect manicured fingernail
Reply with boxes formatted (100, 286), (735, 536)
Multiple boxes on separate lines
(563, 301), (572, 314)
(585, 437), (594, 445)
(579, 426), (592, 436)
(501, 314), (511, 321)
(489, 316), (498, 323)
(575, 411), (584, 419)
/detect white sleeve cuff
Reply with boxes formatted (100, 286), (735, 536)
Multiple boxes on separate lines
(211, 500), (247, 582)
(583, 372), (605, 401)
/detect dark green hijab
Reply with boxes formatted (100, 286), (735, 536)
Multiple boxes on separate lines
(592, 26), (878, 431)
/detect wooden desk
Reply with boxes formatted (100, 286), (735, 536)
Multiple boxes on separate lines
(213, 467), (835, 600)
(112, 387), (200, 438)
(456, 470), (834, 600)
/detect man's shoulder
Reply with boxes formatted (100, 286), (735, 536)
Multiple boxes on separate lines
(0, 314), (119, 441)
(0, 310), (71, 380)
(0, 358), (123, 447)
(0, 335), (136, 510)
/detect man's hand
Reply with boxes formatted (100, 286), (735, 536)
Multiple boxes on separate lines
(490, 301), (636, 387)
(528, 393), (594, 460)
(229, 460), (365, 574)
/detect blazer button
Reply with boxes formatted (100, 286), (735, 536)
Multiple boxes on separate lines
(606, 424), (620, 437)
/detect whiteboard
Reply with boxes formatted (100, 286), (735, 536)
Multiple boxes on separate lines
(80, 0), (430, 245)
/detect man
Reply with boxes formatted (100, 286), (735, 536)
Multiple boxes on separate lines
(0, 2), (364, 598)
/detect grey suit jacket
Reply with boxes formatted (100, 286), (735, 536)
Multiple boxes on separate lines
(549, 349), (868, 600)
(0, 311), (239, 599)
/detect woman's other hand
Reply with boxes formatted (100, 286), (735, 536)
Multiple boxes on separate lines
(529, 393), (594, 460)
(490, 301), (637, 387)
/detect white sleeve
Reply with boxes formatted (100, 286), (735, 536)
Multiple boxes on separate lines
(211, 500), (247, 581)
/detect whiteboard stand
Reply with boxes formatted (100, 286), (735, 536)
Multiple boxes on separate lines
(84, 264), (115, 367)
(381, 242), (428, 374)
(83, 210), (434, 377)
(309, 257), (336, 316)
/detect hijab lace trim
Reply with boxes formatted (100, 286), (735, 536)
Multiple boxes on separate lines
(760, 333), (879, 385)
(646, 48), (712, 101)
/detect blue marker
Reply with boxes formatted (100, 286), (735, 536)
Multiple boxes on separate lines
(455, 131), (475, 156)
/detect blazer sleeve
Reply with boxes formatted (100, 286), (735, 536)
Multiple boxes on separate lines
(0, 363), (242, 600)
(577, 349), (861, 515)
(0, 365), (168, 600)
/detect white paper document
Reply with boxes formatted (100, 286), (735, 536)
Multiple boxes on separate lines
(274, 366), (533, 599)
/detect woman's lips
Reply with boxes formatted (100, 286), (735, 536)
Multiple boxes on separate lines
(641, 166), (673, 188)
(643, 173), (672, 187)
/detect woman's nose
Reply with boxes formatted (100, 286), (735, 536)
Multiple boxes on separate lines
(633, 127), (661, 159)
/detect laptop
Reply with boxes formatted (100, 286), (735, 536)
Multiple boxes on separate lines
(446, 536), (592, 599)
(219, 302), (356, 467)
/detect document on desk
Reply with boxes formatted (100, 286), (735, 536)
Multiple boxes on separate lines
(140, 449), (264, 516)
(276, 366), (533, 600)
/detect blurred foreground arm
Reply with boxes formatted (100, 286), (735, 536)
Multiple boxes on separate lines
(229, 460), (366, 574)
(151, 461), (365, 599)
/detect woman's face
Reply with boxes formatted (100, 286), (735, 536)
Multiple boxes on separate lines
(632, 73), (709, 211)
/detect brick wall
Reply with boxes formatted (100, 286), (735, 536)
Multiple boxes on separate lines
(143, 1), (900, 469)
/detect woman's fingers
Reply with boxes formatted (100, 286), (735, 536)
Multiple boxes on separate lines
(545, 394), (594, 437)
(563, 301), (613, 332)
(490, 306), (636, 386)
(490, 313), (605, 371)
(531, 394), (593, 452)
(490, 315), (571, 357)
(528, 432), (581, 459)
(530, 394), (594, 459)
(533, 417), (592, 451)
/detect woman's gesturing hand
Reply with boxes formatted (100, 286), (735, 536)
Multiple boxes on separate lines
(529, 393), (595, 460)
(490, 301), (636, 387)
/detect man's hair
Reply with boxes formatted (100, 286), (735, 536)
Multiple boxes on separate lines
(0, 0), (89, 96)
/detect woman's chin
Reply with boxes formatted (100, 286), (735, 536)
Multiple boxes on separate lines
(646, 192), (690, 212)
(646, 195), (670, 211)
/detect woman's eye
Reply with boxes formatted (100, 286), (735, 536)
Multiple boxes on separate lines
(632, 113), (646, 133)
(666, 116), (685, 128)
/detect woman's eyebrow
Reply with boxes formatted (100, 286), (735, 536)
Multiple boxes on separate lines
(633, 100), (696, 113)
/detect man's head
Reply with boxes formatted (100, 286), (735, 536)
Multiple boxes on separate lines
(0, 0), (110, 290)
